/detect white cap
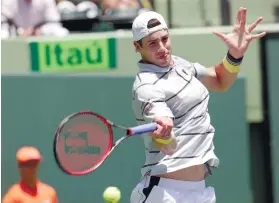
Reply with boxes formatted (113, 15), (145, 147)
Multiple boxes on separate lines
(132, 11), (168, 41)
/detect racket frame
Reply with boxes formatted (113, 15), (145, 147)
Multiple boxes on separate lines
(53, 111), (115, 175)
(53, 111), (157, 176)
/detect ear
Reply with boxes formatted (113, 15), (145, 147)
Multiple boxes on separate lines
(133, 41), (141, 53)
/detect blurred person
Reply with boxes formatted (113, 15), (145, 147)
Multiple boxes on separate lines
(130, 8), (266, 203)
(92, 0), (140, 11)
(94, 0), (153, 18)
(57, 0), (99, 18)
(2, 146), (58, 203)
(1, 0), (69, 38)
(137, 0), (153, 9)
(56, 0), (77, 14)
(103, 0), (140, 9)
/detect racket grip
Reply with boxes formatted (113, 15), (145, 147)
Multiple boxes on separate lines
(128, 123), (157, 135)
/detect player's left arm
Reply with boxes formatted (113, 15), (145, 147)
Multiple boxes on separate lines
(196, 61), (238, 92)
(46, 185), (58, 203)
(52, 189), (59, 203)
(198, 7), (266, 92)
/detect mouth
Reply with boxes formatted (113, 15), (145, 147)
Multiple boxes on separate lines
(158, 53), (168, 59)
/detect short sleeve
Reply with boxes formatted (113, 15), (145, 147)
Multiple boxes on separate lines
(44, 0), (61, 22)
(132, 84), (174, 123)
(173, 56), (207, 80)
(192, 62), (207, 80)
(2, 186), (17, 203)
(1, 0), (14, 21)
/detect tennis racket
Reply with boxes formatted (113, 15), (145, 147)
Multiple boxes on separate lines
(53, 111), (158, 176)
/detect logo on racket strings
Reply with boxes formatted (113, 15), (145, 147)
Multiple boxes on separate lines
(63, 132), (100, 155)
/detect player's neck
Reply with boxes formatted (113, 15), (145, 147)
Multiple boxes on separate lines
(140, 58), (174, 67)
(20, 178), (38, 188)
(20, 179), (39, 195)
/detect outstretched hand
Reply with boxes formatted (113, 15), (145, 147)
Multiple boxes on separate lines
(213, 7), (266, 59)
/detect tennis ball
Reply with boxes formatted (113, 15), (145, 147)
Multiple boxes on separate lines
(149, 133), (172, 144)
(103, 186), (121, 203)
(155, 137), (173, 144)
(154, 130), (176, 145)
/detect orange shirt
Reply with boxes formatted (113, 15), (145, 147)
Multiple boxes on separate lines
(2, 181), (58, 203)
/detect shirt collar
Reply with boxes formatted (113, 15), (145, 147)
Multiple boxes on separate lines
(137, 57), (176, 73)
(20, 180), (40, 196)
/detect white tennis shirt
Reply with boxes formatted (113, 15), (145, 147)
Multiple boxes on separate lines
(132, 55), (220, 177)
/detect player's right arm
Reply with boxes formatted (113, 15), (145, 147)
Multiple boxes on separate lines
(2, 187), (16, 203)
(132, 84), (174, 138)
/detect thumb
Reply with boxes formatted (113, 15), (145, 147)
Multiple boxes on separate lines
(152, 116), (163, 125)
(212, 31), (227, 41)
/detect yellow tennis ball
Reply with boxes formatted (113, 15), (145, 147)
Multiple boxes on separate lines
(154, 131), (176, 145)
(103, 186), (121, 203)
(149, 133), (173, 145)
(155, 137), (173, 144)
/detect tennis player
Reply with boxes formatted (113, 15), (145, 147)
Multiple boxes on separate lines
(2, 146), (58, 203)
(130, 8), (265, 203)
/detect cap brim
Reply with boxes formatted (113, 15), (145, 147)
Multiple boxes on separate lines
(18, 157), (42, 163)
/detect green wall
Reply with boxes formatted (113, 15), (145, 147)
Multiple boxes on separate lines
(1, 75), (251, 203)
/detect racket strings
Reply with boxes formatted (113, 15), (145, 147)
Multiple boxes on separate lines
(55, 114), (113, 174)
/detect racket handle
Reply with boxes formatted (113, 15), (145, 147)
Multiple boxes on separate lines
(128, 123), (157, 135)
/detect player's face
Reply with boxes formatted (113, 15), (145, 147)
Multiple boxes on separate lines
(135, 30), (172, 67)
(18, 160), (40, 178)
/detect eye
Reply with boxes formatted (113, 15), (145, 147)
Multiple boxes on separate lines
(148, 42), (156, 47)
(162, 36), (168, 42)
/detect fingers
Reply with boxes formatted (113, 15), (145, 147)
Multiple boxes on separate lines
(235, 8), (241, 25)
(248, 17), (263, 33)
(235, 7), (246, 26)
(240, 7), (247, 31)
(152, 116), (173, 139)
(212, 31), (227, 41)
(250, 32), (266, 40)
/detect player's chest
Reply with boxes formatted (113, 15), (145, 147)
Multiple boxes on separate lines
(157, 67), (209, 104)
(16, 193), (53, 203)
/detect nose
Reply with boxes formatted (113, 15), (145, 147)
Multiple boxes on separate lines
(158, 41), (167, 53)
